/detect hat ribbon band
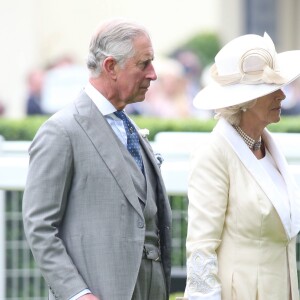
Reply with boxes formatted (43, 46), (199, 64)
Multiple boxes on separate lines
(211, 63), (287, 86)
(210, 47), (288, 86)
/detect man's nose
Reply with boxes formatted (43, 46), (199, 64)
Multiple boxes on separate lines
(148, 63), (157, 81)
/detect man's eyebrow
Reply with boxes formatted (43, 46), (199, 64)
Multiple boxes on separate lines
(137, 57), (152, 65)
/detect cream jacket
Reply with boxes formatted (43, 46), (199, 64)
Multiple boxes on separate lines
(182, 118), (300, 300)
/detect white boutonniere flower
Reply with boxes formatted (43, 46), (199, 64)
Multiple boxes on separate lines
(138, 128), (150, 138)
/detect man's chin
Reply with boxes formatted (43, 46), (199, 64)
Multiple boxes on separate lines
(132, 96), (146, 103)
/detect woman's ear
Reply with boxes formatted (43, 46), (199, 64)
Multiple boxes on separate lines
(103, 57), (117, 80)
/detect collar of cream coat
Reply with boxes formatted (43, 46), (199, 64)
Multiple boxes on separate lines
(214, 118), (300, 239)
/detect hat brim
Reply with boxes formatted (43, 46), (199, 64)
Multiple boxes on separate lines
(193, 50), (300, 110)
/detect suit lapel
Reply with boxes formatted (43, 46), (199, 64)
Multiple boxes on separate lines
(73, 92), (143, 217)
(214, 118), (300, 238)
(263, 130), (300, 237)
(140, 136), (160, 175)
(139, 129), (169, 197)
(128, 117), (167, 194)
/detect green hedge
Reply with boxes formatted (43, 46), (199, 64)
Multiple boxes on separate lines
(0, 115), (299, 141)
(0, 116), (49, 141)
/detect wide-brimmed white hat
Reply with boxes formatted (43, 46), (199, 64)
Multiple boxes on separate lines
(193, 32), (300, 110)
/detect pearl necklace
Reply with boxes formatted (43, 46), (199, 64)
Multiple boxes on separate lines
(234, 125), (262, 151)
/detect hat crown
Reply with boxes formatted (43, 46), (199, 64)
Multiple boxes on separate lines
(215, 33), (277, 76)
(193, 32), (300, 110)
(211, 32), (287, 86)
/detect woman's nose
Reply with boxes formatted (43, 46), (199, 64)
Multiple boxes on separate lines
(277, 89), (286, 101)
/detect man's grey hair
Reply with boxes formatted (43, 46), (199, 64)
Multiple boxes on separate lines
(86, 19), (150, 77)
(214, 99), (257, 125)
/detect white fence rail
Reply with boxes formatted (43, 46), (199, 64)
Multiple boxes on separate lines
(153, 132), (300, 193)
(1, 132), (300, 298)
(1, 132), (300, 192)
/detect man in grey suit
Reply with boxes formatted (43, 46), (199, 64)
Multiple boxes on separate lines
(22, 18), (172, 300)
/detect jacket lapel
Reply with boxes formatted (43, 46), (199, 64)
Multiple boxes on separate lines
(263, 129), (300, 237)
(215, 118), (300, 238)
(140, 136), (162, 178)
(130, 118), (167, 195)
(73, 92), (143, 217)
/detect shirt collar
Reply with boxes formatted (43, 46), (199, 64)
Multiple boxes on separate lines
(84, 82), (117, 116)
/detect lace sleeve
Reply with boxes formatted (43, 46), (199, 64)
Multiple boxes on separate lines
(186, 250), (221, 297)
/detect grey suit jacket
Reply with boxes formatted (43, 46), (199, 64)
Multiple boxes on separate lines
(22, 91), (172, 300)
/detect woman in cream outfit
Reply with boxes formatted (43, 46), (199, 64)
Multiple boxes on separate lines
(178, 33), (300, 300)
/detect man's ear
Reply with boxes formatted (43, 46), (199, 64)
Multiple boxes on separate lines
(103, 57), (117, 80)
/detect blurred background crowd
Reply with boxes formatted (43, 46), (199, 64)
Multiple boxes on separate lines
(23, 49), (214, 119)
(19, 49), (300, 120)
(1, 0), (300, 119)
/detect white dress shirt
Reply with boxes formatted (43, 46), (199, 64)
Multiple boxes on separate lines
(85, 82), (129, 146)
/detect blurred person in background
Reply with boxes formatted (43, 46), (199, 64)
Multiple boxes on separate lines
(127, 57), (191, 118)
(23, 18), (171, 300)
(26, 69), (45, 115)
(178, 33), (300, 300)
(171, 50), (204, 116)
(145, 58), (191, 118)
(41, 55), (89, 114)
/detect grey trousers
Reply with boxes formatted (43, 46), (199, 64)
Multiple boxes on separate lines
(131, 258), (167, 300)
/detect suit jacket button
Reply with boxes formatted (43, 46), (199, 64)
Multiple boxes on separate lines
(137, 220), (144, 228)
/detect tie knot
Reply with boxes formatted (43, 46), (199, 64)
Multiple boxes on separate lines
(114, 110), (126, 120)
(114, 110), (135, 134)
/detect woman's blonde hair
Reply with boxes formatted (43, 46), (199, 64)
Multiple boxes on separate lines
(214, 99), (257, 125)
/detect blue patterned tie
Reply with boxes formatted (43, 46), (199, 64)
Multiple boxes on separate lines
(114, 111), (144, 172)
